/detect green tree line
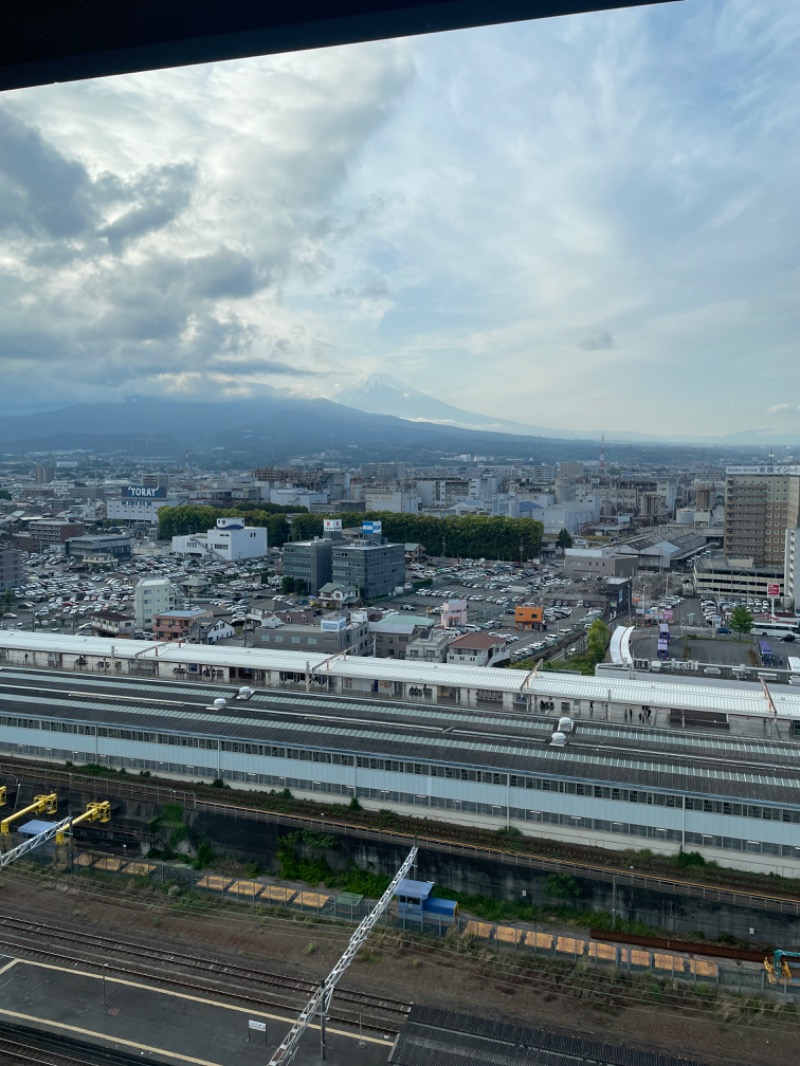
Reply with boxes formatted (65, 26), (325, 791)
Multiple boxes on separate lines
(291, 511), (543, 560)
(158, 506), (543, 559)
(158, 505), (293, 546)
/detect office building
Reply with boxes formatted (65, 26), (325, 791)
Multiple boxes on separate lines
(282, 539), (333, 595)
(332, 541), (405, 599)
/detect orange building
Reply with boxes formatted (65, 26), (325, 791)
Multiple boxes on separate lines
(514, 605), (544, 630)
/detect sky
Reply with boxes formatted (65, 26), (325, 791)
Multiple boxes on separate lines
(0, 0), (798, 438)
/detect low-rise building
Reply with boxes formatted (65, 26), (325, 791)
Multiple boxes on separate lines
(172, 518), (267, 562)
(446, 632), (510, 667)
(405, 628), (453, 663)
(90, 611), (136, 638)
(368, 613), (435, 659)
(253, 614), (370, 656)
(564, 548), (638, 580)
(152, 607), (214, 642)
(66, 533), (132, 563)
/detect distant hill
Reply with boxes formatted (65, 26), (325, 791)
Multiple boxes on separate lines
(333, 373), (659, 442)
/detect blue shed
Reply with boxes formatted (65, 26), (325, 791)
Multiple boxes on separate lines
(395, 879), (458, 924)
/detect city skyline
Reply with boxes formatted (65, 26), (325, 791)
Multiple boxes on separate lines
(0, 0), (798, 436)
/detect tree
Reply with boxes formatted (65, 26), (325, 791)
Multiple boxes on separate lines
(586, 619), (610, 664)
(281, 576), (296, 594)
(728, 606), (753, 636)
(556, 528), (573, 550)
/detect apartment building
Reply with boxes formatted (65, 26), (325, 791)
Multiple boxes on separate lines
(134, 577), (178, 630)
(724, 467), (800, 567)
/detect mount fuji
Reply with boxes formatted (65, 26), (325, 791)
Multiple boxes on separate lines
(334, 374), (629, 441)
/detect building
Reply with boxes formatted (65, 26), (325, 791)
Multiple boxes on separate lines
(65, 533), (132, 563)
(282, 539), (333, 595)
(26, 519), (85, 550)
(316, 583), (360, 607)
(90, 611), (136, 639)
(134, 578), (178, 631)
(332, 541), (405, 599)
(152, 607), (213, 642)
(172, 518), (268, 562)
(441, 599), (468, 628)
(203, 619), (235, 644)
(616, 531), (708, 571)
(405, 628), (453, 663)
(563, 548), (638, 580)
(369, 613), (435, 659)
(0, 549), (23, 593)
(106, 484), (187, 525)
(514, 605), (544, 631)
(6, 632), (800, 876)
(785, 530), (800, 613)
(363, 486), (420, 514)
(693, 553), (784, 602)
(446, 632), (509, 667)
(724, 466), (800, 567)
(254, 614), (370, 656)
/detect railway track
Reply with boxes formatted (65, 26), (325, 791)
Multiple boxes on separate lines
(0, 911), (408, 1029)
(0, 1020), (149, 1066)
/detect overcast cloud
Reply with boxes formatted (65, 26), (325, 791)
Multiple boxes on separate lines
(0, 0), (798, 435)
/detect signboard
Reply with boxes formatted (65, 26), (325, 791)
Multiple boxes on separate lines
(767, 583), (780, 598)
(323, 518), (342, 532)
(124, 485), (166, 499)
(362, 520), (382, 535)
(248, 1020), (267, 1032)
(320, 617), (347, 632)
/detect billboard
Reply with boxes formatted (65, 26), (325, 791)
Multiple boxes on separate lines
(362, 520), (382, 535)
(767, 583), (780, 597)
(321, 616), (347, 631)
(124, 485), (166, 499)
(323, 519), (342, 532)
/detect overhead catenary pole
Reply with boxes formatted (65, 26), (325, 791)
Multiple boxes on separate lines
(267, 845), (418, 1065)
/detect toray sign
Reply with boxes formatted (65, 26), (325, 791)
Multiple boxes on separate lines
(124, 486), (167, 499)
(767, 583), (780, 598)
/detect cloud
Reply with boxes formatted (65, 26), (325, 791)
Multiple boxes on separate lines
(577, 328), (615, 351)
(99, 163), (197, 252)
(1, 6), (799, 434)
(767, 403), (800, 415)
(0, 106), (95, 239)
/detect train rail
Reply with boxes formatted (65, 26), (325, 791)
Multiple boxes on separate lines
(0, 911), (409, 1026)
(0, 1020), (147, 1066)
(4, 755), (800, 915)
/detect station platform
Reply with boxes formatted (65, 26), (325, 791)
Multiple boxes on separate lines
(0, 953), (393, 1066)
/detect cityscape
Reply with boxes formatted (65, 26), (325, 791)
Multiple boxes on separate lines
(1, 2), (800, 1066)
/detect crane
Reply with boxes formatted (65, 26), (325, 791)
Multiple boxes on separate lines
(1, 793), (57, 835)
(0, 801), (111, 872)
(55, 801), (111, 843)
(268, 845), (417, 1065)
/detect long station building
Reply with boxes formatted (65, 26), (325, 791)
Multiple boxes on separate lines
(2, 631), (800, 877)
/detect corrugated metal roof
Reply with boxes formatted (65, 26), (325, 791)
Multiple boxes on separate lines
(3, 630), (800, 719)
(3, 672), (800, 805)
